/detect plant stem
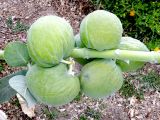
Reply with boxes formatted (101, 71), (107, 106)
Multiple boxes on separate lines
(0, 50), (4, 60)
(1, 48), (160, 63)
(71, 48), (160, 63)
(68, 58), (75, 75)
(61, 59), (73, 65)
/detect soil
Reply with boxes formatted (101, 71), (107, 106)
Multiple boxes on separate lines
(0, 0), (160, 120)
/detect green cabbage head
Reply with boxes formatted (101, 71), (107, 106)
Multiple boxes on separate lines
(80, 59), (123, 98)
(116, 37), (149, 72)
(80, 10), (123, 51)
(27, 15), (74, 67)
(26, 63), (80, 106)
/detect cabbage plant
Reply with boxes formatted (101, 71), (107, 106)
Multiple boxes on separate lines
(80, 59), (123, 98)
(116, 37), (149, 72)
(80, 10), (123, 51)
(0, 10), (160, 107)
(27, 15), (75, 67)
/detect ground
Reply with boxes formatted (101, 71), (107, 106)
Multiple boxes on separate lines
(0, 0), (160, 120)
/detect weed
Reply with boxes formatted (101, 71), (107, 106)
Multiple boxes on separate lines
(6, 16), (29, 33)
(141, 71), (160, 91)
(12, 20), (29, 33)
(84, 107), (102, 120)
(0, 64), (3, 71)
(145, 40), (160, 51)
(119, 80), (144, 99)
(43, 106), (59, 120)
(11, 97), (20, 107)
(79, 115), (88, 120)
(6, 16), (13, 29)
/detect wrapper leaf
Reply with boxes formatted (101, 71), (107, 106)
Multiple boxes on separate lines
(80, 10), (123, 51)
(26, 63), (80, 106)
(80, 59), (123, 98)
(27, 15), (74, 67)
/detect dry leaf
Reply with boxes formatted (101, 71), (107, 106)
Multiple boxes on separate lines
(16, 94), (35, 118)
(128, 108), (135, 118)
(129, 96), (137, 106)
(136, 115), (143, 119)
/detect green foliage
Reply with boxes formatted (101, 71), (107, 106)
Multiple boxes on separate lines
(12, 20), (29, 33)
(79, 107), (101, 120)
(79, 115), (88, 120)
(0, 70), (27, 103)
(6, 16), (13, 29)
(43, 107), (59, 120)
(6, 17), (29, 32)
(145, 40), (160, 51)
(10, 97), (21, 107)
(141, 70), (160, 91)
(4, 41), (30, 67)
(9, 75), (37, 107)
(119, 70), (160, 99)
(0, 64), (3, 71)
(119, 80), (144, 99)
(84, 107), (102, 120)
(90, 0), (160, 50)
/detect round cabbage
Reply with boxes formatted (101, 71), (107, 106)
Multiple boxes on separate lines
(26, 63), (80, 106)
(80, 10), (123, 51)
(27, 15), (74, 67)
(80, 59), (123, 98)
(116, 37), (149, 72)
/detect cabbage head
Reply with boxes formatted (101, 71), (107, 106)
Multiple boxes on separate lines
(27, 15), (74, 67)
(80, 59), (123, 98)
(116, 37), (149, 72)
(80, 10), (123, 51)
(26, 63), (80, 106)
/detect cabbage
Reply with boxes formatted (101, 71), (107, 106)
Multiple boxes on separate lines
(74, 33), (85, 48)
(80, 59), (123, 98)
(80, 10), (123, 51)
(26, 63), (80, 106)
(116, 37), (149, 72)
(27, 15), (74, 67)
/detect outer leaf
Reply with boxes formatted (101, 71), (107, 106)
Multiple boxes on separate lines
(27, 15), (74, 67)
(0, 70), (27, 103)
(9, 75), (37, 107)
(16, 94), (35, 118)
(4, 41), (30, 67)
